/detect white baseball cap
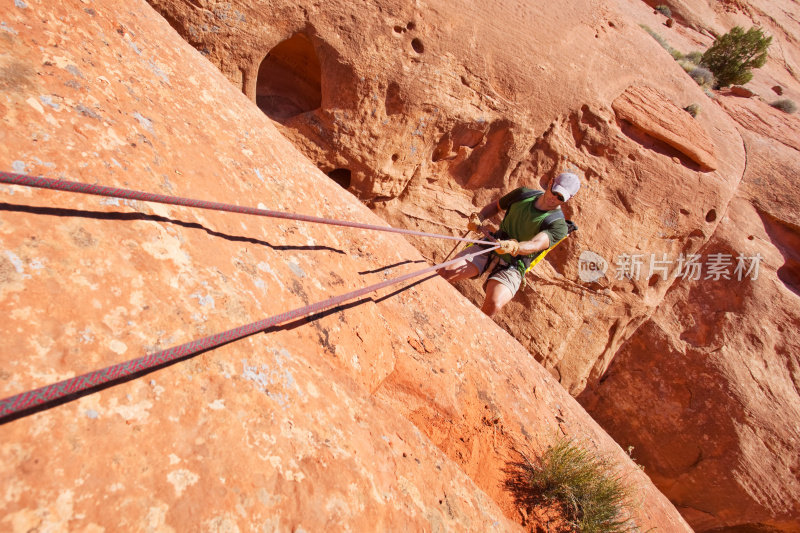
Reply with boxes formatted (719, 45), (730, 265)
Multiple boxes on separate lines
(552, 172), (581, 201)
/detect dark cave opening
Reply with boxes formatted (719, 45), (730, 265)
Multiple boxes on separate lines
(327, 168), (352, 189)
(256, 33), (322, 122)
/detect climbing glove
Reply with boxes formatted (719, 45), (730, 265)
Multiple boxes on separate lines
(496, 239), (521, 256)
(467, 212), (483, 232)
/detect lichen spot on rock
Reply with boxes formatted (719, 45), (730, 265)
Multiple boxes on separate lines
(256, 33), (321, 122)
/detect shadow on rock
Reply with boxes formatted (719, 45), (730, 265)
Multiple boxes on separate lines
(0, 202), (346, 255)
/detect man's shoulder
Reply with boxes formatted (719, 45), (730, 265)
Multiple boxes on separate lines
(499, 187), (543, 210)
(515, 186), (543, 198)
(542, 214), (569, 243)
(542, 208), (565, 224)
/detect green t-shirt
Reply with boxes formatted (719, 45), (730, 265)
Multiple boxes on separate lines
(497, 187), (568, 272)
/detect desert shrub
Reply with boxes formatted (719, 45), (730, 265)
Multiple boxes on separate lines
(701, 26), (772, 88)
(640, 24), (671, 52)
(640, 24), (689, 62)
(684, 103), (701, 117)
(655, 4), (672, 17)
(508, 440), (635, 533)
(689, 66), (715, 88)
(771, 99), (797, 113)
(686, 50), (704, 63)
(677, 58), (696, 73)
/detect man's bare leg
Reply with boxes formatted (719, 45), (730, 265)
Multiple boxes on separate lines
(437, 259), (480, 283)
(481, 279), (514, 317)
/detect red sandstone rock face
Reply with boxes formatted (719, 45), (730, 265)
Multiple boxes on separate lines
(18, 0), (800, 529)
(717, 93), (800, 153)
(580, 171), (800, 529)
(540, 183), (800, 531)
(0, 1), (691, 531)
(611, 84), (717, 169)
(729, 85), (756, 98)
(144, 0), (745, 392)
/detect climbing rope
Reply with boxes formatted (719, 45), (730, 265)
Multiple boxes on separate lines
(0, 244), (497, 421)
(0, 172), (494, 245)
(0, 171), (497, 422)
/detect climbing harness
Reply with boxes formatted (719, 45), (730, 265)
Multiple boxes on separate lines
(0, 171), (497, 422)
(480, 222), (577, 292)
(465, 192), (579, 288)
(495, 189), (578, 276)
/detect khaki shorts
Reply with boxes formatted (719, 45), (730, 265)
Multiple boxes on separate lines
(455, 247), (523, 296)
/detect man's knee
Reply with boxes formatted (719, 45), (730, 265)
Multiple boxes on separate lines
(481, 280), (515, 317)
(481, 296), (509, 317)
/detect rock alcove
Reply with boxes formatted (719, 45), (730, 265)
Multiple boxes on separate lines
(256, 33), (322, 122)
(327, 168), (352, 189)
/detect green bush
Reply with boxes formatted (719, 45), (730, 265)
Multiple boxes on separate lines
(684, 103), (701, 117)
(701, 26), (772, 88)
(771, 99), (797, 113)
(670, 48), (684, 60)
(507, 441), (635, 533)
(655, 5), (672, 17)
(689, 66), (715, 88)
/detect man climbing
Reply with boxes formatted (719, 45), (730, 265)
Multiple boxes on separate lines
(438, 172), (580, 317)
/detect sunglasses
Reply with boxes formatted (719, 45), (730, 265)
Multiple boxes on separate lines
(552, 189), (565, 202)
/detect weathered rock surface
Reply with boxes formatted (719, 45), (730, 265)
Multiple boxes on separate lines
(580, 190), (800, 530)
(717, 92), (800, 153)
(611, 84), (717, 169)
(144, 0), (749, 394)
(23, 0), (800, 529)
(579, 113), (800, 526)
(0, 0), (692, 531)
(579, 112), (800, 526)
(729, 85), (756, 98)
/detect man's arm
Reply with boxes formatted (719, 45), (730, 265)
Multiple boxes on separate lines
(473, 187), (531, 224)
(516, 231), (552, 255)
(468, 198), (503, 231)
(497, 219), (568, 257)
(477, 199), (502, 221)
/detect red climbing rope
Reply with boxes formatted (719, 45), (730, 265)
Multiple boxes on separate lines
(0, 171), (498, 422)
(0, 172), (494, 245)
(0, 244), (497, 421)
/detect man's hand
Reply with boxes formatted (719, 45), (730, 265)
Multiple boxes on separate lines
(467, 212), (483, 232)
(497, 239), (520, 256)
